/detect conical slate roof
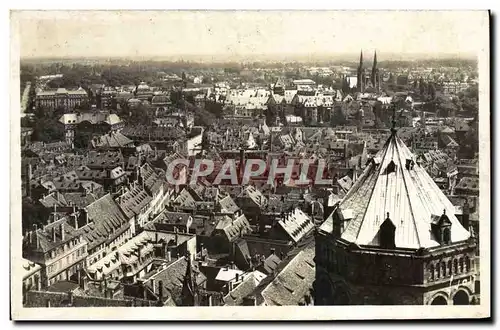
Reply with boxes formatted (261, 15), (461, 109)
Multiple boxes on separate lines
(320, 132), (470, 249)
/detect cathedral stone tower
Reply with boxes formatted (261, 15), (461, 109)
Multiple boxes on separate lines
(356, 50), (365, 93)
(314, 128), (478, 305)
(371, 51), (381, 92)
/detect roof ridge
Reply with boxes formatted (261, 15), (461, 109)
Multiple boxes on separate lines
(347, 134), (393, 242)
(394, 135), (421, 247)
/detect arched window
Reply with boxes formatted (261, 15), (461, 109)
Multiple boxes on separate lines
(448, 260), (452, 275)
(454, 259), (458, 274)
(441, 262), (446, 277)
(429, 264), (435, 281)
(436, 263), (440, 279)
(465, 256), (471, 272)
(431, 296), (448, 305)
(459, 257), (464, 273)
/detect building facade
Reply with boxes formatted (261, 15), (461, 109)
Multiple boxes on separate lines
(315, 128), (478, 305)
(35, 88), (89, 111)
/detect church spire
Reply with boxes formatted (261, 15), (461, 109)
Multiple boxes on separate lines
(372, 50), (378, 89)
(181, 254), (199, 306)
(357, 50), (365, 93)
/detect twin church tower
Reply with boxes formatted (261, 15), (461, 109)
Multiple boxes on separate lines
(356, 50), (381, 93)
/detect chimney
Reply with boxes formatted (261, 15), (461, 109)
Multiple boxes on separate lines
(270, 248), (276, 256)
(158, 280), (164, 300)
(77, 269), (87, 291)
(167, 250), (171, 262)
(53, 204), (58, 222)
(84, 209), (89, 225)
(235, 273), (239, 282)
(151, 279), (156, 294)
(52, 227), (56, 242)
(46, 299), (51, 308)
(104, 276), (108, 298)
(67, 291), (74, 306)
(463, 199), (470, 230)
(60, 223), (65, 241)
(208, 295), (213, 307)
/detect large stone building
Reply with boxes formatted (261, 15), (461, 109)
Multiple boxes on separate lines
(356, 51), (381, 93)
(35, 87), (89, 111)
(23, 215), (89, 288)
(315, 126), (478, 305)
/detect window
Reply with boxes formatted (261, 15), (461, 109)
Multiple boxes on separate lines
(436, 264), (440, 279)
(459, 258), (464, 273)
(442, 262), (446, 277)
(429, 264), (434, 281)
(465, 256), (471, 272)
(448, 260), (452, 275)
(443, 228), (451, 244)
(454, 259), (458, 274)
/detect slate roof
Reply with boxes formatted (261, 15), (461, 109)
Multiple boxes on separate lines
(143, 256), (206, 306)
(277, 208), (314, 243)
(118, 186), (153, 219)
(83, 194), (130, 250)
(92, 132), (133, 148)
(173, 189), (197, 209)
(259, 254), (282, 275)
(215, 214), (252, 242)
(259, 245), (315, 306)
(238, 186), (268, 208)
(219, 195), (240, 214)
(319, 131), (471, 249)
(24, 217), (81, 253)
(140, 163), (163, 195)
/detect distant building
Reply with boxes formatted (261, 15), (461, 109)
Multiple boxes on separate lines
(35, 87), (89, 111)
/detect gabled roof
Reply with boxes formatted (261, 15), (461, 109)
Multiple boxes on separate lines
(278, 208), (314, 243)
(84, 194), (130, 249)
(260, 245), (315, 306)
(319, 131), (470, 249)
(219, 195), (240, 214)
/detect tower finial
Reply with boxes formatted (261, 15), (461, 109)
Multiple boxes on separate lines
(359, 50), (363, 68)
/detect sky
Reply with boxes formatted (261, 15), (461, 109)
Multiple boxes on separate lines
(13, 10), (488, 61)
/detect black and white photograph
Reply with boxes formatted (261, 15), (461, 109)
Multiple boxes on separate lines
(9, 10), (490, 320)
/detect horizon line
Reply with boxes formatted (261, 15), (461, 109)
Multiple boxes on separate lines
(20, 51), (478, 62)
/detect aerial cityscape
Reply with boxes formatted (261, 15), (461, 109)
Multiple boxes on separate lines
(15, 11), (484, 311)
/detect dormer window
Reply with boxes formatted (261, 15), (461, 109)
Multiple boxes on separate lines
(431, 209), (452, 245)
(405, 158), (415, 170)
(380, 212), (396, 249)
(386, 160), (397, 174)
